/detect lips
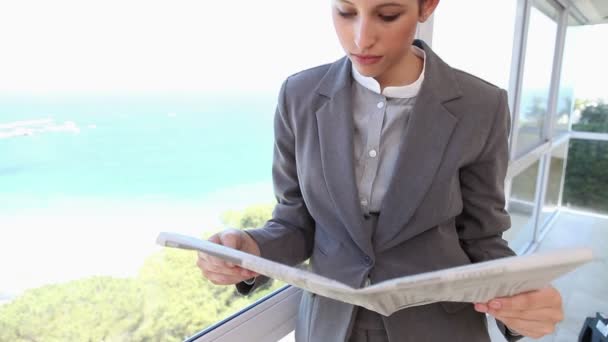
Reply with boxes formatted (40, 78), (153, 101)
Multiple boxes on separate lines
(352, 54), (382, 65)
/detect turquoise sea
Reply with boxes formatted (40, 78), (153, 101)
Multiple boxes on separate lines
(0, 93), (279, 295)
(0, 93), (277, 213)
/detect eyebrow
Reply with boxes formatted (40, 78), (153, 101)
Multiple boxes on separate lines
(338, 0), (406, 9)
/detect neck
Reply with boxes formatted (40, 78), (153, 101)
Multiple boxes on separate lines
(376, 50), (423, 91)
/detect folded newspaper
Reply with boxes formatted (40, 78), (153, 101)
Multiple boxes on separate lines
(156, 231), (593, 316)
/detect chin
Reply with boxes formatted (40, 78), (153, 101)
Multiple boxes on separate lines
(352, 64), (381, 78)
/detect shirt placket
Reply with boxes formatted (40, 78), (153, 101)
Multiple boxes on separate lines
(359, 97), (386, 215)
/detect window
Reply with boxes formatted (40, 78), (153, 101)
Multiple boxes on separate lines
(432, 0), (517, 90)
(565, 23), (608, 134)
(505, 160), (541, 252)
(0, 1), (342, 340)
(563, 139), (608, 215)
(514, 2), (559, 156)
(539, 141), (568, 225)
(552, 14), (579, 137)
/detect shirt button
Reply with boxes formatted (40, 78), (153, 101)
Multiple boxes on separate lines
(369, 149), (377, 158)
(377, 101), (385, 109)
(363, 255), (373, 266)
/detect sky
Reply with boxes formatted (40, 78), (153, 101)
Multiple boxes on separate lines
(0, 0), (605, 98)
(0, 0), (343, 95)
(433, 1), (608, 101)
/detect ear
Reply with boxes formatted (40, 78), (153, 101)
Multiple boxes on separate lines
(419, 0), (440, 23)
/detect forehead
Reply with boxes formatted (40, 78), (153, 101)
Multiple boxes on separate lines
(335, 0), (416, 6)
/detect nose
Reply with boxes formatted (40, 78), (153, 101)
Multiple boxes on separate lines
(354, 18), (375, 51)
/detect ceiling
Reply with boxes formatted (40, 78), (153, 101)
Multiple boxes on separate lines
(570, 0), (608, 25)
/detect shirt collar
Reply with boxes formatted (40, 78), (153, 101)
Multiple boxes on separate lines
(351, 45), (425, 99)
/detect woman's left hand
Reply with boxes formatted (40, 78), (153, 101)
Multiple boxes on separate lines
(474, 286), (564, 339)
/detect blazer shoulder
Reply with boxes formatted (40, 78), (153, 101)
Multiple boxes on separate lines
(444, 67), (510, 150)
(446, 67), (508, 127)
(451, 68), (505, 99)
(283, 62), (333, 94)
(277, 60), (338, 120)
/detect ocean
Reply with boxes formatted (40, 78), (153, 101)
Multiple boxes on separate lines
(0, 93), (277, 208)
(0, 93), (278, 295)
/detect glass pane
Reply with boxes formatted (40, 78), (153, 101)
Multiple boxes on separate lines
(539, 142), (568, 225)
(572, 102), (608, 134)
(0, 95), (288, 341)
(563, 139), (608, 215)
(553, 16), (577, 137)
(505, 161), (540, 252)
(515, 5), (558, 156)
(562, 23), (608, 133)
(432, 0), (516, 90)
(0, 0), (340, 340)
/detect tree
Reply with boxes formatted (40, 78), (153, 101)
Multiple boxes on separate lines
(0, 203), (282, 341)
(563, 101), (608, 213)
(221, 203), (274, 229)
(0, 277), (145, 342)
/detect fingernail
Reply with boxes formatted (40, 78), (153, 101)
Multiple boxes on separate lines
(489, 301), (502, 309)
(475, 304), (488, 313)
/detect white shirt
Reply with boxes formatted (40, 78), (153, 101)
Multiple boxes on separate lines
(351, 45), (426, 98)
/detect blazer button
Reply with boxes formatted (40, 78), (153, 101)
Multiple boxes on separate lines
(363, 255), (373, 266)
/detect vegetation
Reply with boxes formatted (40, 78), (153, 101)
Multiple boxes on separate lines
(563, 101), (608, 213)
(0, 203), (282, 342)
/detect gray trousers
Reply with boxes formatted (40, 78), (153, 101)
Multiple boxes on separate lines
(348, 307), (389, 342)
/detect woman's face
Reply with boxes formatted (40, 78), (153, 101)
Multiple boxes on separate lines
(331, 0), (432, 85)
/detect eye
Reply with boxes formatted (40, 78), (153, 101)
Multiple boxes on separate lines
(379, 14), (401, 22)
(337, 10), (356, 18)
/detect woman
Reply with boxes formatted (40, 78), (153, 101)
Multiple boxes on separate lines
(197, 0), (564, 341)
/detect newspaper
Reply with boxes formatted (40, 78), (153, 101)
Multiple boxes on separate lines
(156, 232), (594, 316)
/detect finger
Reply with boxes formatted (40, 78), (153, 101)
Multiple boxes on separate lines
(219, 231), (243, 267)
(198, 234), (234, 268)
(198, 251), (232, 269)
(508, 327), (537, 338)
(495, 316), (556, 338)
(196, 252), (257, 276)
(199, 260), (258, 278)
(204, 233), (236, 267)
(196, 252), (225, 271)
(208, 234), (221, 244)
(491, 287), (561, 311)
(203, 270), (250, 286)
(474, 303), (489, 313)
(489, 307), (564, 323)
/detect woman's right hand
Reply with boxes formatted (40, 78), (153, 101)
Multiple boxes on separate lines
(196, 228), (261, 285)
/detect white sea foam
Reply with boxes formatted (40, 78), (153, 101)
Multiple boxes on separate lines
(0, 118), (53, 130)
(0, 118), (81, 138)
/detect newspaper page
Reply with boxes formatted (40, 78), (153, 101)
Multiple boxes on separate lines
(156, 232), (594, 316)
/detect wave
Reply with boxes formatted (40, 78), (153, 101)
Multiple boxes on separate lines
(0, 118), (81, 139)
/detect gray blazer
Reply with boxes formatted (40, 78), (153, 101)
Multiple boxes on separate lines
(239, 40), (519, 342)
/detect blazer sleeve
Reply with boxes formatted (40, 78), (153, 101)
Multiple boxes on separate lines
(455, 89), (522, 341)
(236, 78), (316, 295)
(455, 88), (515, 262)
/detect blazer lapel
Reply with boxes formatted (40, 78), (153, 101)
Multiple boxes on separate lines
(374, 40), (462, 251)
(315, 58), (374, 258)
(374, 91), (458, 250)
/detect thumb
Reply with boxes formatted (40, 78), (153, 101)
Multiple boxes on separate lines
(220, 230), (243, 250)
(219, 230), (243, 267)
